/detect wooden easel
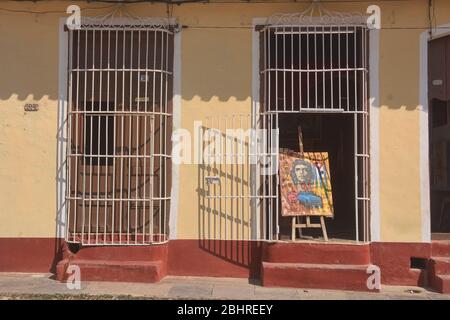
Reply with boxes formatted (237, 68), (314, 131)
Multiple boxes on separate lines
(291, 126), (329, 242)
(292, 216), (328, 242)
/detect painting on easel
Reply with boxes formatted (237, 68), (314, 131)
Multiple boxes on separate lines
(279, 151), (334, 217)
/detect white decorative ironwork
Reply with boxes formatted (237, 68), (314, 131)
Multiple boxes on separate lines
(267, 1), (367, 26)
(80, 4), (172, 30)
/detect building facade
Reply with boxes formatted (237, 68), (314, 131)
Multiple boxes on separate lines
(0, 0), (450, 293)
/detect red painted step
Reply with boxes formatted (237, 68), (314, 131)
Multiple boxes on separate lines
(57, 258), (165, 283)
(429, 274), (450, 294)
(261, 262), (378, 292)
(430, 257), (450, 275)
(429, 241), (450, 293)
(431, 241), (450, 257)
(262, 242), (370, 265)
(72, 244), (168, 261)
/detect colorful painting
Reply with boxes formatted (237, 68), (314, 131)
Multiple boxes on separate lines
(279, 151), (334, 217)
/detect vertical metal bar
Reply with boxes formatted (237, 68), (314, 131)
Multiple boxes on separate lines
(159, 30), (164, 241)
(314, 25), (318, 109)
(268, 114), (272, 240)
(66, 30), (73, 241)
(330, 26), (334, 110)
(128, 30), (133, 243)
(230, 116), (234, 241)
(119, 29), (126, 244)
(104, 29), (110, 244)
(164, 30), (169, 241)
(135, 30), (141, 244)
(112, 29), (118, 244)
(87, 29), (95, 244)
(299, 26), (302, 110)
(290, 26), (294, 112)
(363, 28), (369, 241)
(149, 113), (155, 242)
(217, 117), (221, 240)
(263, 28), (267, 116)
(274, 113), (279, 240)
(224, 116), (228, 241)
(81, 28), (88, 244)
(143, 29), (149, 244)
(73, 29), (81, 242)
(260, 30), (267, 240)
(96, 29), (102, 244)
(306, 26), (310, 110)
(275, 27), (278, 112)
(236, 116), (239, 240)
(150, 29), (157, 242)
(354, 112), (359, 242)
(262, 113), (266, 240)
(338, 25), (342, 111)
(346, 25), (350, 112)
(322, 25), (326, 109)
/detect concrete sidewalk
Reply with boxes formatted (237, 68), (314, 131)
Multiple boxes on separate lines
(0, 272), (449, 300)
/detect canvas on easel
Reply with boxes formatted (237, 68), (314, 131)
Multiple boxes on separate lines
(279, 151), (334, 218)
(279, 126), (333, 241)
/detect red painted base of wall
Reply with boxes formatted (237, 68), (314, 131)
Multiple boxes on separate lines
(262, 242), (371, 265)
(428, 241), (450, 293)
(0, 238), (65, 273)
(1, 237), (449, 292)
(370, 242), (430, 287)
(167, 240), (261, 279)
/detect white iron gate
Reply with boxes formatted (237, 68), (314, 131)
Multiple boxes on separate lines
(65, 20), (174, 245)
(200, 114), (279, 241)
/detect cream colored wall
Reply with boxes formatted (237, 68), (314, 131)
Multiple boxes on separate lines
(0, 0), (448, 242)
(377, 4), (424, 242)
(377, 0), (450, 242)
(0, 9), (60, 237)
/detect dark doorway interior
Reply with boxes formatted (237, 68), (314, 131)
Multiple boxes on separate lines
(277, 113), (356, 240)
(429, 35), (450, 235)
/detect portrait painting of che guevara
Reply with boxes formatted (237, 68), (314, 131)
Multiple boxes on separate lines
(279, 151), (334, 217)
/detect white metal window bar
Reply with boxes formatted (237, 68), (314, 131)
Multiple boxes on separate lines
(65, 14), (174, 245)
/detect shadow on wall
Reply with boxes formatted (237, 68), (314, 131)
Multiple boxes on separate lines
(196, 120), (262, 278)
(179, 27), (252, 102)
(0, 14), (422, 110)
(0, 23), (252, 103)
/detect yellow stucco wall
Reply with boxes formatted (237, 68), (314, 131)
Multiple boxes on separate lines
(0, 0), (449, 242)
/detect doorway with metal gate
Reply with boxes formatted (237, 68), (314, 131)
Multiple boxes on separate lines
(257, 16), (370, 243)
(199, 14), (371, 244)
